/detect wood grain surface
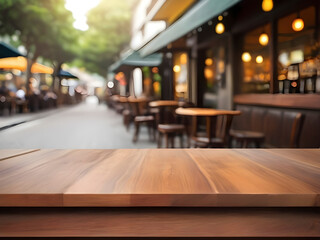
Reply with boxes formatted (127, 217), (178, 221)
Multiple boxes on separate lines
(176, 107), (241, 116)
(0, 149), (319, 207)
(1, 207), (319, 237)
(0, 149), (39, 161)
(149, 100), (180, 107)
(234, 93), (320, 110)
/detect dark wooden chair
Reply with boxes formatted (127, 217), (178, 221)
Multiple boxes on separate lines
(192, 113), (239, 148)
(128, 97), (155, 143)
(175, 108), (241, 148)
(150, 101), (189, 148)
(158, 124), (185, 148)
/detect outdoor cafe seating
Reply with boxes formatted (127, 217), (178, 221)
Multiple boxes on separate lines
(176, 108), (241, 148)
(127, 96), (156, 142)
(149, 100), (186, 148)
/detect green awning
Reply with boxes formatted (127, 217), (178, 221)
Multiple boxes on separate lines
(0, 42), (24, 58)
(140, 0), (241, 57)
(108, 50), (163, 73)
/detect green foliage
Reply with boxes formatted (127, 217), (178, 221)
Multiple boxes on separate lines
(0, 0), (78, 63)
(0, 0), (133, 76)
(74, 0), (132, 75)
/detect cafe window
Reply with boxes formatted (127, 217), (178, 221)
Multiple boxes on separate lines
(173, 52), (188, 100)
(203, 45), (226, 108)
(241, 23), (271, 93)
(277, 6), (319, 94)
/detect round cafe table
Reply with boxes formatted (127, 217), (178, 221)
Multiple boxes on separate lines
(149, 100), (185, 124)
(149, 100), (183, 108)
(175, 107), (241, 147)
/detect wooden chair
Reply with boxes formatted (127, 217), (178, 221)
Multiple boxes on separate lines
(192, 114), (238, 148)
(158, 124), (185, 148)
(150, 101), (189, 148)
(128, 97), (155, 143)
(175, 108), (241, 148)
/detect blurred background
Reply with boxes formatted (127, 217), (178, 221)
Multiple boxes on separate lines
(0, 0), (319, 149)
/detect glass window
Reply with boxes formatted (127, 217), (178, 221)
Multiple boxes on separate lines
(277, 6), (317, 93)
(173, 52), (188, 100)
(203, 45), (226, 108)
(241, 23), (271, 93)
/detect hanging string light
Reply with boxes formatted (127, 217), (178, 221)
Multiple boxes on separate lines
(242, 52), (252, 62)
(256, 55), (264, 63)
(259, 33), (269, 46)
(262, 0), (273, 12)
(292, 12), (304, 32)
(215, 23), (225, 34)
(215, 15), (225, 34)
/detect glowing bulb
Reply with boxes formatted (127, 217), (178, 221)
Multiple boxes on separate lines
(259, 33), (269, 46)
(291, 81), (297, 88)
(292, 18), (304, 31)
(173, 65), (181, 73)
(107, 81), (114, 88)
(242, 52), (252, 62)
(205, 58), (213, 66)
(218, 15), (223, 21)
(256, 55), (264, 64)
(215, 23), (225, 34)
(262, 0), (273, 12)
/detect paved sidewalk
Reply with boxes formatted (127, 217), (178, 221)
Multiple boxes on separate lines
(0, 107), (68, 130)
(0, 97), (157, 149)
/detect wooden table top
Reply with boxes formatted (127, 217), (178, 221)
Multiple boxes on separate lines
(127, 97), (149, 103)
(176, 107), (241, 116)
(0, 149), (319, 207)
(149, 100), (181, 107)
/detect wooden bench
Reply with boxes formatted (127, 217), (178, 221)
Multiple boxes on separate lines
(231, 105), (305, 148)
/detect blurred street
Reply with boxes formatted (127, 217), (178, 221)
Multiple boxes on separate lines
(0, 96), (156, 149)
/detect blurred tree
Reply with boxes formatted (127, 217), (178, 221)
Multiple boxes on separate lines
(74, 0), (132, 76)
(0, 0), (78, 93)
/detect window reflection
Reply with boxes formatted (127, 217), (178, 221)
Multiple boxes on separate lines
(173, 52), (188, 100)
(241, 23), (271, 93)
(277, 6), (318, 93)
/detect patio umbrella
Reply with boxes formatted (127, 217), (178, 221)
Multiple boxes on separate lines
(0, 42), (23, 58)
(0, 57), (53, 74)
(58, 69), (78, 79)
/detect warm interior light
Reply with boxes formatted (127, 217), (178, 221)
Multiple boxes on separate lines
(173, 65), (181, 73)
(205, 58), (213, 66)
(291, 81), (298, 88)
(215, 23), (225, 34)
(292, 18), (304, 31)
(256, 55), (264, 64)
(218, 15), (223, 21)
(259, 33), (269, 46)
(107, 81), (114, 88)
(204, 68), (213, 79)
(262, 0), (273, 12)
(242, 52), (252, 62)
(180, 53), (188, 65)
(152, 67), (159, 73)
